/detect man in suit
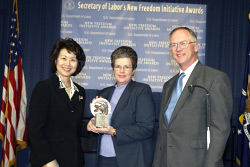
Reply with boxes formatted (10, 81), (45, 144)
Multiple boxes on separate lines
(153, 27), (233, 167)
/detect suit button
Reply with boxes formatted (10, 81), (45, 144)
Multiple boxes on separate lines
(71, 110), (74, 113)
(168, 129), (171, 133)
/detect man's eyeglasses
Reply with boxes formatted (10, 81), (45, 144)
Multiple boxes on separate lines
(114, 65), (132, 71)
(169, 41), (196, 50)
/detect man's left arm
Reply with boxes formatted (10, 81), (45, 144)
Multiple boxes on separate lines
(205, 72), (233, 167)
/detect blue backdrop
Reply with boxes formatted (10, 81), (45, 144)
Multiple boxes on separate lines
(0, 0), (250, 166)
(61, 0), (206, 92)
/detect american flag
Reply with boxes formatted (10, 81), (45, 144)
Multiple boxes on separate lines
(0, 0), (27, 166)
(236, 35), (250, 167)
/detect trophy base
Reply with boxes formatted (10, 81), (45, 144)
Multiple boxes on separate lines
(95, 113), (109, 128)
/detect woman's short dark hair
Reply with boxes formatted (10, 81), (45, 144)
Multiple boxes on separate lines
(50, 38), (86, 76)
(111, 46), (138, 70)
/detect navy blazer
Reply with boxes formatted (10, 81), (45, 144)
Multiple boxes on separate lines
(28, 74), (87, 167)
(96, 80), (156, 167)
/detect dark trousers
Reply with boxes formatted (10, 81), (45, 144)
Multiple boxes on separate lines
(98, 155), (119, 167)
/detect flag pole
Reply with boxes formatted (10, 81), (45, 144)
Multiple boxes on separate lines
(1, 0), (27, 166)
(14, 0), (20, 37)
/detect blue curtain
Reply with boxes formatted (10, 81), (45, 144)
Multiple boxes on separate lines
(0, 0), (249, 166)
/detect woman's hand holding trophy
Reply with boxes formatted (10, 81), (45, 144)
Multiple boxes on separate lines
(87, 97), (116, 136)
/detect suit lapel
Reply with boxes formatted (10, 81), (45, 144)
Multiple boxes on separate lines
(162, 76), (178, 112)
(169, 62), (203, 125)
(161, 75), (178, 126)
(51, 74), (74, 110)
(106, 87), (115, 102)
(111, 81), (133, 123)
(71, 90), (80, 107)
(161, 74), (178, 122)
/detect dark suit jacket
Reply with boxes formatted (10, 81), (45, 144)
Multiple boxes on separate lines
(96, 80), (156, 167)
(153, 62), (233, 167)
(28, 74), (88, 167)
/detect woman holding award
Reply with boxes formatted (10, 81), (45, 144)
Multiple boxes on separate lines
(28, 38), (88, 167)
(87, 46), (156, 167)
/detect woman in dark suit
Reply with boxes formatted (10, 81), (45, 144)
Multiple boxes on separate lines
(87, 46), (156, 167)
(28, 38), (87, 167)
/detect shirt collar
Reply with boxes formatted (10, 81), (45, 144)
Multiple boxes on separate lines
(178, 59), (198, 90)
(115, 83), (128, 89)
(56, 72), (79, 92)
(179, 59), (198, 77)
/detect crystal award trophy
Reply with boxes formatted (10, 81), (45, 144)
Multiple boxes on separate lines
(90, 97), (111, 128)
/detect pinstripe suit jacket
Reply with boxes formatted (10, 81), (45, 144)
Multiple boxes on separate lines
(153, 62), (233, 167)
